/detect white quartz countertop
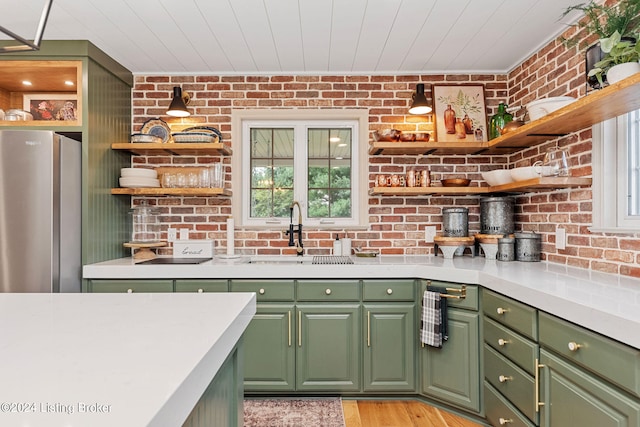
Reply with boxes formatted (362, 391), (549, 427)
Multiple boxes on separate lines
(83, 255), (640, 349)
(0, 292), (256, 427)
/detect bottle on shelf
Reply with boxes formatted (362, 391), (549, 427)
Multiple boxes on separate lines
(488, 102), (513, 140)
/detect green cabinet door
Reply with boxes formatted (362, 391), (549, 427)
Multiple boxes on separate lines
(296, 304), (361, 392)
(421, 308), (481, 413)
(87, 279), (173, 293)
(363, 303), (415, 392)
(175, 279), (228, 292)
(540, 349), (640, 427)
(242, 304), (295, 392)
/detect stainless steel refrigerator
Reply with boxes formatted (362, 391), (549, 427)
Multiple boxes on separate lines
(0, 130), (81, 292)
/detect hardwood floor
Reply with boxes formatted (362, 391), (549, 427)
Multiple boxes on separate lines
(342, 400), (485, 427)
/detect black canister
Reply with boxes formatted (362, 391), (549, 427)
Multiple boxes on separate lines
(496, 236), (515, 261)
(515, 232), (542, 262)
(442, 207), (469, 237)
(480, 196), (515, 235)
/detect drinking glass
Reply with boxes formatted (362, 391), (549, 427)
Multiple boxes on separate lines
(542, 148), (569, 177)
(210, 163), (223, 188)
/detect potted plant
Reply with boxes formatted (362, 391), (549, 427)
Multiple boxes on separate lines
(561, 0), (640, 88)
(588, 30), (640, 85)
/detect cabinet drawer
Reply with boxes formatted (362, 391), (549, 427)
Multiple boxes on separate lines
(362, 279), (415, 301)
(484, 344), (537, 423)
(296, 280), (360, 301)
(483, 290), (537, 340)
(230, 280), (294, 302)
(88, 279), (173, 293)
(484, 317), (539, 376)
(539, 312), (640, 397)
(484, 381), (535, 427)
(175, 279), (228, 293)
(422, 280), (478, 311)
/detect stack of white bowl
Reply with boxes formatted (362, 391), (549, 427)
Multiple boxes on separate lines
(119, 168), (160, 188)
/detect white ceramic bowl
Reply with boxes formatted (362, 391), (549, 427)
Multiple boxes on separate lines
(526, 96), (575, 121)
(120, 168), (157, 178)
(119, 177), (160, 188)
(510, 166), (541, 182)
(482, 169), (514, 186)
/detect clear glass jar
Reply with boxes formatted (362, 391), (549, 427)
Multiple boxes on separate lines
(130, 201), (160, 242)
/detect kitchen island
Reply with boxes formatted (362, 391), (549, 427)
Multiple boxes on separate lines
(0, 292), (256, 427)
(83, 255), (640, 349)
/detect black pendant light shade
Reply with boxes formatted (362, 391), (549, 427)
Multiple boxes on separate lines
(409, 83), (432, 115)
(167, 86), (190, 117)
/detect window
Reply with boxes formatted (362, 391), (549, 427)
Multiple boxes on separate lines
(592, 109), (640, 231)
(231, 110), (369, 228)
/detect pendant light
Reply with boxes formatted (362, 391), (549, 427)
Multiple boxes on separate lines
(408, 83), (432, 115)
(0, 0), (52, 53)
(166, 86), (190, 117)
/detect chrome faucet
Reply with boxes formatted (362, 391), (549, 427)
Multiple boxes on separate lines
(285, 201), (304, 256)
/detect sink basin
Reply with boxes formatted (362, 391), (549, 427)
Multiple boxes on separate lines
(248, 256), (313, 264)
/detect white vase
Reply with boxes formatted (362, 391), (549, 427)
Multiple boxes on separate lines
(606, 62), (640, 84)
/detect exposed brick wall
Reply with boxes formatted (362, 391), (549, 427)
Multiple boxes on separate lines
(129, 0), (640, 278)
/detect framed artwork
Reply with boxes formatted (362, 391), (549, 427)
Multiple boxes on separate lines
(23, 93), (78, 121)
(432, 85), (487, 143)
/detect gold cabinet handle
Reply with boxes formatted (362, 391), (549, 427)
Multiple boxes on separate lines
(386, 288), (393, 295)
(498, 338), (510, 346)
(498, 375), (513, 383)
(287, 310), (291, 347)
(367, 311), (371, 347)
(298, 311), (302, 347)
(259, 288), (265, 295)
(568, 341), (582, 352)
(127, 288), (133, 293)
(197, 288), (204, 293)
(497, 307), (509, 315)
(325, 288), (332, 295)
(535, 358), (545, 412)
(499, 418), (513, 425)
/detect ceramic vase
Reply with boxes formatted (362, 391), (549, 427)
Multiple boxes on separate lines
(606, 62), (640, 85)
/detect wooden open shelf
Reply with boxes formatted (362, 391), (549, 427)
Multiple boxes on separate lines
(369, 177), (592, 196)
(111, 142), (232, 156)
(111, 187), (232, 197)
(369, 73), (640, 156)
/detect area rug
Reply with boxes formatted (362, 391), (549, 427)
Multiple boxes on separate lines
(243, 398), (345, 427)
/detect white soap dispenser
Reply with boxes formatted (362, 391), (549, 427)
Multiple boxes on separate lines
(333, 234), (342, 256)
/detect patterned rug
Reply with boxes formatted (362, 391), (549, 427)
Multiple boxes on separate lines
(243, 398), (345, 427)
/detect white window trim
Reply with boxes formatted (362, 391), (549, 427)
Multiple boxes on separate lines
(591, 114), (640, 233)
(231, 109), (370, 229)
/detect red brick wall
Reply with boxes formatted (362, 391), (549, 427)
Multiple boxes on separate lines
(130, 7), (640, 278)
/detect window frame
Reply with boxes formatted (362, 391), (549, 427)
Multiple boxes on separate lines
(231, 109), (369, 229)
(591, 111), (640, 232)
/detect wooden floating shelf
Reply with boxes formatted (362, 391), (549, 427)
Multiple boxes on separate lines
(369, 177), (591, 196)
(111, 188), (232, 196)
(370, 73), (640, 156)
(111, 142), (232, 156)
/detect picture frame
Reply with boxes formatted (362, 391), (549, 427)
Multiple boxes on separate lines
(432, 84), (487, 143)
(23, 93), (78, 121)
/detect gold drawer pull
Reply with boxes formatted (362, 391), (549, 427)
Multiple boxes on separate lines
(325, 288), (332, 295)
(498, 375), (513, 383)
(535, 358), (545, 412)
(259, 288), (265, 295)
(497, 307), (509, 315)
(568, 341), (582, 352)
(498, 338), (510, 347)
(386, 288), (393, 295)
(499, 418), (513, 425)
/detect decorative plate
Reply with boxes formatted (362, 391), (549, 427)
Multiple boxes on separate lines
(171, 132), (219, 143)
(140, 118), (171, 143)
(182, 126), (223, 141)
(130, 133), (162, 143)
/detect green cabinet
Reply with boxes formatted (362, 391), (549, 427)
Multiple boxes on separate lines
(87, 279), (173, 293)
(539, 349), (640, 427)
(175, 279), (228, 293)
(296, 304), (361, 392)
(420, 280), (481, 413)
(363, 304), (415, 392)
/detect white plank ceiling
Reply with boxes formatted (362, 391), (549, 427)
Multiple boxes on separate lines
(0, 0), (584, 75)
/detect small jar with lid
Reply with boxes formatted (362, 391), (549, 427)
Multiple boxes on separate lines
(496, 236), (515, 261)
(130, 201), (161, 243)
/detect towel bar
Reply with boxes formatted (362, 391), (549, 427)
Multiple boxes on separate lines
(427, 284), (467, 300)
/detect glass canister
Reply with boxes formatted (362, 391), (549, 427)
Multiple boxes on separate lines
(130, 201), (161, 243)
(442, 207), (469, 237)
